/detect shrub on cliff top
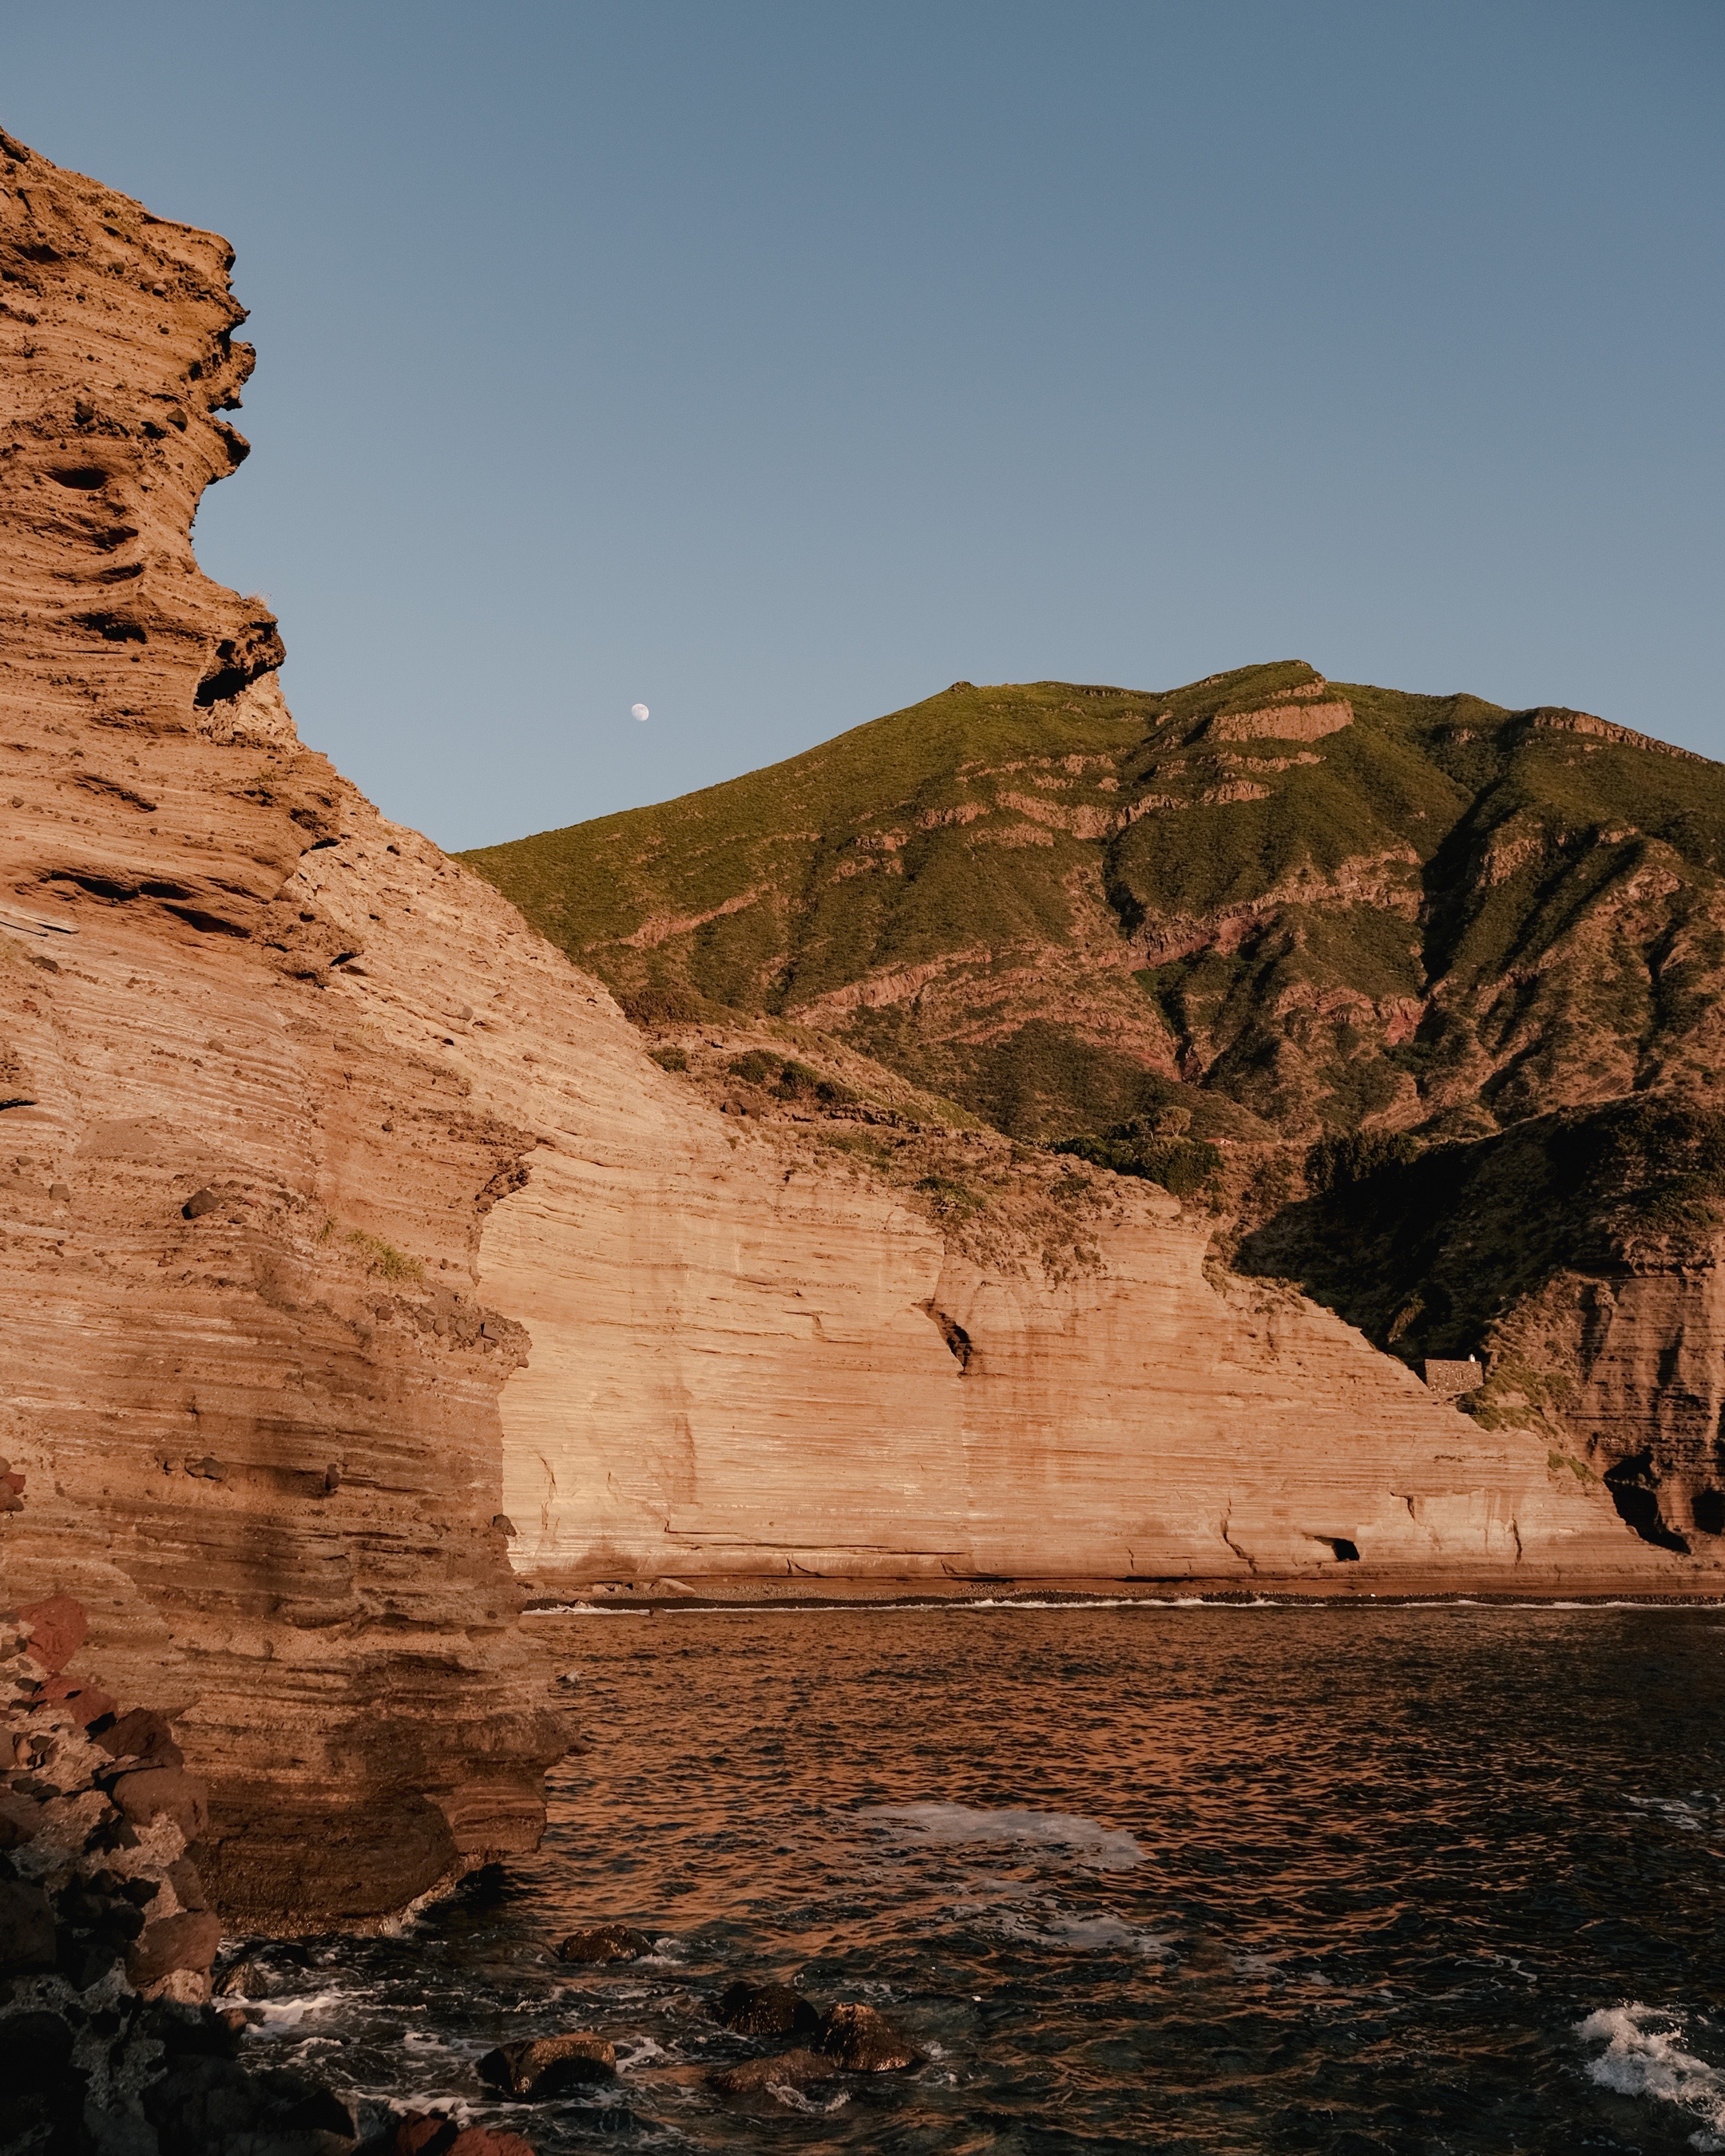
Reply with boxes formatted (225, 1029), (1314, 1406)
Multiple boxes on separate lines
(1053, 1119), (1222, 1199)
(621, 982), (705, 1027)
(1307, 1129), (1422, 1195)
(728, 1049), (857, 1104)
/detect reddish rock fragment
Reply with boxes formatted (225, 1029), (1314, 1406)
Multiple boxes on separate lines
(167, 1855), (209, 1912)
(17, 1595), (87, 1674)
(0, 1790), (46, 1848)
(109, 1764), (208, 1840)
(383, 2114), (538, 2156)
(36, 1674), (118, 1726)
(95, 1706), (185, 1767)
(391, 2119), (459, 2155)
(127, 1908), (222, 1987)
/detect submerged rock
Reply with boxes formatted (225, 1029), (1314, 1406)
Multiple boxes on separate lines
(214, 1955), (276, 1999)
(815, 2000), (924, 2071)
(709, 1978), (822, 2038)
(708, 2047), (844, 2098)
(554, 1921), (654, 1964)
(476, 2031), (617, 2099)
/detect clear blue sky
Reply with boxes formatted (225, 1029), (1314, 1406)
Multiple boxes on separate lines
(7, 2), (1722, 849)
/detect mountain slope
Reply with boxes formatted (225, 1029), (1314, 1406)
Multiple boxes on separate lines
(465, 663), (1725, 1147)
(466, 667), (1725, 1548)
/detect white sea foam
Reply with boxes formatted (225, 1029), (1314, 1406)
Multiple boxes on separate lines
(523, 1603), (650, 1618)
(767, 2077), (851, 2114)
(860, 1801), (1144, 1870)
(1627, 1795), (1715, 1832)
(244, 1990), (348, 2031)
(996, 1903), (1169, 1955)
(536, 1592), (1716, 1617)
(963, 1596), (1203, 1610)
(1576, 2004), (1725, 2148)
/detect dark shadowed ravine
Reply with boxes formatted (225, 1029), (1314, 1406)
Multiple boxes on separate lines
(235, 1604), (1725, 2152)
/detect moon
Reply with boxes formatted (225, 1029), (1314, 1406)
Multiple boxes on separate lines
(631, 703), (649, 723)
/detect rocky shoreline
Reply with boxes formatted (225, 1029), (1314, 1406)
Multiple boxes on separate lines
(1, 1587), (930, 2150)
(0, 1588), (543, 2155)
(523, 1573), (1725, 1611)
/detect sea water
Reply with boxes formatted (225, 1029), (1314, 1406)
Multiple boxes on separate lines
(236, 1602), (1725, 2151)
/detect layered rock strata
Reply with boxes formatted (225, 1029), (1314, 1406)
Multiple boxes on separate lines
(466, 659), (1725, 1539)
(482, 1116), (1679, 1591)
(0, 131), (570, 1927)
(0, 128), (1701, 1965)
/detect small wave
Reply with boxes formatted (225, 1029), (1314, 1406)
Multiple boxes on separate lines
(653, 1595), (1303, 1614)
(964, 1596), (1212, 1610)
(996, 1903), (1168, 1955)
(1628, 1796), (1711, 1832)
(1577, 2004), (1725, 2147)
(767, 2076), (851, 2114)
(523, 1603), (651, 1618)
(243, 1990), (351, 2032)
(859, 1801), (1144, 1870)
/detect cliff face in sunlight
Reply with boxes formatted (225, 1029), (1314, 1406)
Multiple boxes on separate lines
(467, 664), (1725, 1560)
(0, 129), (1698, 1939)
(0, 126), (571, 1928)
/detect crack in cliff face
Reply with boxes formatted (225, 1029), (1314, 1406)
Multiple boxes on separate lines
(918, 1299), (974, 1372)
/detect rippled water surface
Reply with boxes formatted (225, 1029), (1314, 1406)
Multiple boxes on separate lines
(240, 1603), (1725, 2152)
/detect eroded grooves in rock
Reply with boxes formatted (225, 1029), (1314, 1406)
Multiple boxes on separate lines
(0, 131), (570, 1927)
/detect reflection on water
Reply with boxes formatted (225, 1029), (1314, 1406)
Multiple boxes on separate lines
(238, 1603), (1725, 2151)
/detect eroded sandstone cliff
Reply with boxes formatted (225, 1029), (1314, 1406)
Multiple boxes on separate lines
(466, 656), (1725, 1550)
(0, 130), (573, 1927)
(0, 133), (1702, 1945)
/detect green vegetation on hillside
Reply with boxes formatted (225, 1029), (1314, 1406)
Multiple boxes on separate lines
(464, 665), (1725, 1528)
(464, 660), (1725, 1159)
(1239, 1097), (1725, 1369)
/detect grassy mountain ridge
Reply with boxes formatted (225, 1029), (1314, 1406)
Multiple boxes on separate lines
(464, 660), (1725, 1148)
